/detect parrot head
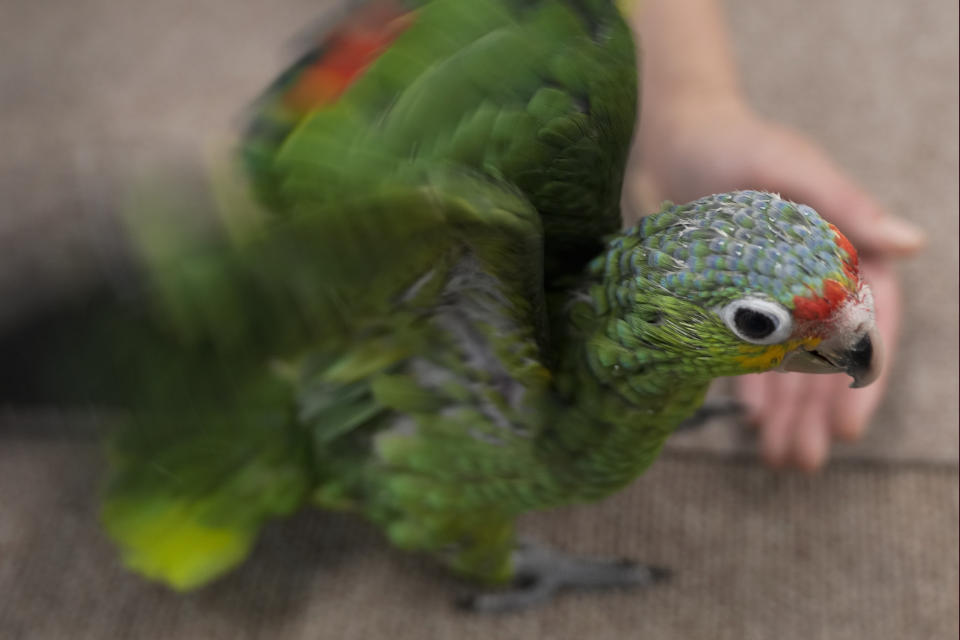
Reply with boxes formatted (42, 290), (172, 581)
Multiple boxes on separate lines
(594, 191), (881, 388)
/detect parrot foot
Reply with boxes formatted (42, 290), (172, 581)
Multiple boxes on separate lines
(675, 397), (744, 432)
(457, 541), (671, 613)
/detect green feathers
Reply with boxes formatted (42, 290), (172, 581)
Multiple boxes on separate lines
(620, 191), (857, 307)
(244, 0), (636, 280)
(75, 1), (878, 594)
(102, 403), (312, 590)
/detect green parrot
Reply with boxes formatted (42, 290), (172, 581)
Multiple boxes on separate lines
(2, 0), (881, 611)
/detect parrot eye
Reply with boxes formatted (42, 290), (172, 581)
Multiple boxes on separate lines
(720, 298), (793, 345)
(735, 308), (775, 338)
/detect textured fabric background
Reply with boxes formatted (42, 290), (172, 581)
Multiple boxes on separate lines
(0, 1), (957, 638)
(1, 426), (956, 640)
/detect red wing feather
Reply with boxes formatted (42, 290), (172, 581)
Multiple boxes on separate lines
(281, 0), (414, 112)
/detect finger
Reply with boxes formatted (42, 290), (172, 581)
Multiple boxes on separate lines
(832, 259), (901, 440)
(787, 375), (839, 472)
(625, 170), (667, 219)
(834, 370), (886, 442)
(758, 373), (807, 468)
(814, 184), (925, 259)
(735, 373), (769, 426)
(747, 126), (925, 257)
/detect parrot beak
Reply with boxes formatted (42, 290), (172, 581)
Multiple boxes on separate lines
(779, 288), (883, 388)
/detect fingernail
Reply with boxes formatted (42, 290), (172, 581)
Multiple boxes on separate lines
(834, 419), (865, 442)
(798, 443), (828, 473)
(763, 439), (788, 468)
(878, 216), (926, 249)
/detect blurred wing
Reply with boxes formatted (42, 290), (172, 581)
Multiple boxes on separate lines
(243, 0), (638, 282)
(5, 0), (639, 588)
(99, 166), (549, 589)
(125, 165), (547, 356)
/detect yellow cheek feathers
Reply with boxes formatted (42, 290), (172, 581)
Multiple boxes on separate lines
(735, 337), (823, 371)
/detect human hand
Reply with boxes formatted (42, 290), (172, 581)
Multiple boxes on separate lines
(630, 98), (925, 471)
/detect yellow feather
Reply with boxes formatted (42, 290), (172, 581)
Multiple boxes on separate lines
(736, 337), (822, 370)
(103, 498), (256, 591)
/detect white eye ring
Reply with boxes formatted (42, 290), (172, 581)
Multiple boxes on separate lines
(720, 297), (794, 345)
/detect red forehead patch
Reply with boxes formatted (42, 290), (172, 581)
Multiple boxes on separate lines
(283, 0), (414, 112)
(793, 279), (852, 325)
(828, 223), (860, 281)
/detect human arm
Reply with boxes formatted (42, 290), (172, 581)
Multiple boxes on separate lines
(624, 0), (925, 470)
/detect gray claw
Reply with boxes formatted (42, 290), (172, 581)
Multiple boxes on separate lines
(457, 542), (671, 613)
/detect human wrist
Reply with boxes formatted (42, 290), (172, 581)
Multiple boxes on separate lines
(632, 0), (749, 134)
(639, 84), (751, 148)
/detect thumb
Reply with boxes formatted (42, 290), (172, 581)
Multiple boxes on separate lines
(817, 184), (926, 258)
(751, 127), (926, 257)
